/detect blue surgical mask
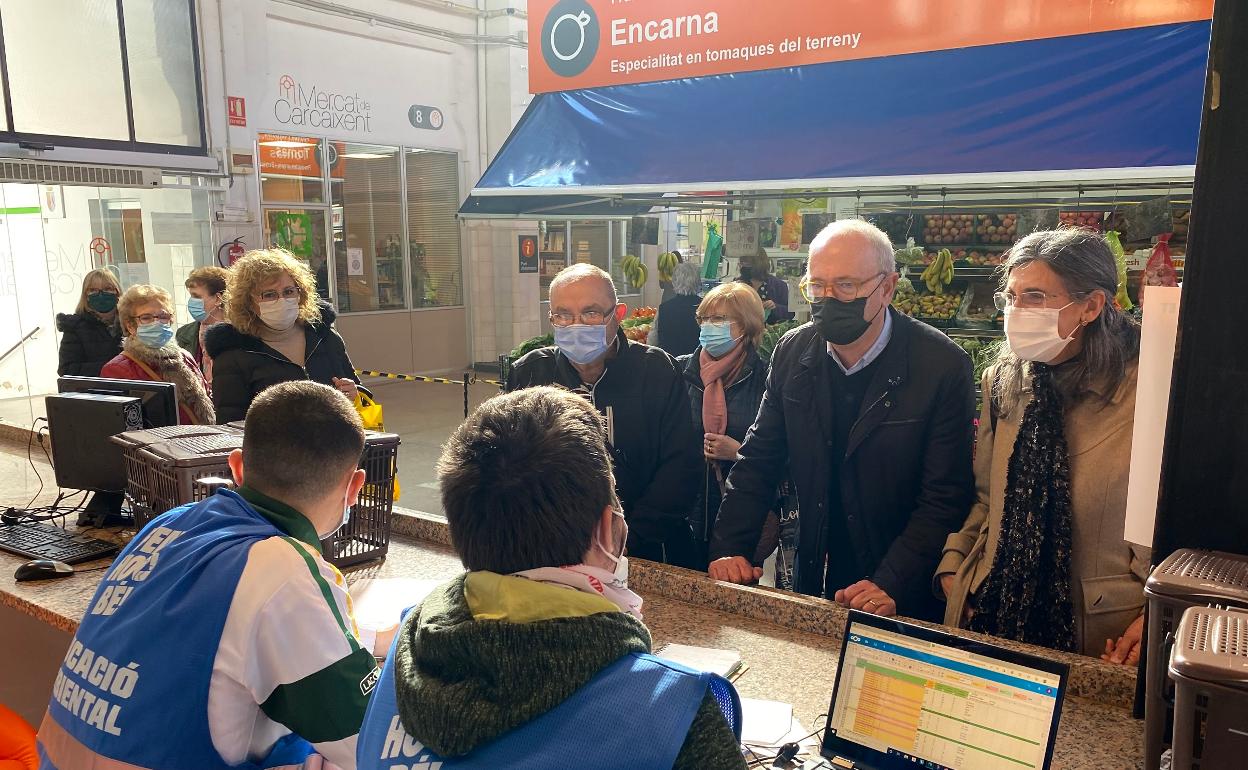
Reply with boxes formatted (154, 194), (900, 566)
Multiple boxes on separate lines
(554, 324), (611, 365)
(187, 297), (208, 322)
(699, 323), (741, 358)
(136, 321), (174, 348)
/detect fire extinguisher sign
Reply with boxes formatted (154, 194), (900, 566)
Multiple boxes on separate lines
(228, 96), (247, 127)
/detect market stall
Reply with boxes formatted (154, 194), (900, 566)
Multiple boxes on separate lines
(465, 1), (1211, 361)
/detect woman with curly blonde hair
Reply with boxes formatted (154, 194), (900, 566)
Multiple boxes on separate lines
(101, 284), (215, 425)
(205, 249), (361, 423)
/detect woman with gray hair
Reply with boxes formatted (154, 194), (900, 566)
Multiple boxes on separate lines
(936, 228), (1147, 663)
(651, 261), (704, 357)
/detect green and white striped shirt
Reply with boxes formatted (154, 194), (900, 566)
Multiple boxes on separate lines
(208, 488), (379, 769)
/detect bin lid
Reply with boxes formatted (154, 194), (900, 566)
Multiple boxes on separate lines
(1145, 549), (1248, 605)
(136, 433), (244, 464)
(1169, 605), (1248, 690)
(113, 424), (230, 448)
(223, 420), (398, 443)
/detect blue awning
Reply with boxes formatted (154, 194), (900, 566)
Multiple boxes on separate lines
(463, 20), (1209, 214)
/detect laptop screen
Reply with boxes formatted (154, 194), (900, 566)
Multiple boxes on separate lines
(822, 612), (1068, 770)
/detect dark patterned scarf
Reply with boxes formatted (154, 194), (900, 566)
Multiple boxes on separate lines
(968, 363), (1076, 651)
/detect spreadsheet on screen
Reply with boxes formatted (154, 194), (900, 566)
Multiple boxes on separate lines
(828, 623), (1062, 770)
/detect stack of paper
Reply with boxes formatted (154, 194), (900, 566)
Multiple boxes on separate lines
(654, 643), (744, 679)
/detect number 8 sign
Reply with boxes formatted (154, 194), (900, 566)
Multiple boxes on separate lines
(408, 104), (444, 131)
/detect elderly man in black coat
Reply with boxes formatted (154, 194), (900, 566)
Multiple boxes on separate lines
(508, 264), (703, 569)
(709, 219), (974, 622)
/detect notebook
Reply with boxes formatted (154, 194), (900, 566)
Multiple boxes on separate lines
(654, 643), (744, 679)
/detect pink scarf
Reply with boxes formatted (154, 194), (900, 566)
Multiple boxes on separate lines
(699, 343), (747, 436)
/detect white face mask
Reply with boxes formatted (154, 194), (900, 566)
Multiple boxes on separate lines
(1003, 303), (1077, 363)
(259, 296), (300, 331)
(595, 507), (629, 585)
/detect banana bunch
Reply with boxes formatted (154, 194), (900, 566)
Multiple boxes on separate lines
(621, 254), (648, 288)
(921, 248), (955, 294)
(657, 251), (679, 282)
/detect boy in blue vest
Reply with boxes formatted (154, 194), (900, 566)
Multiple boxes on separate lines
(38, 381), (384, 770)
(356, 385), (747, 770)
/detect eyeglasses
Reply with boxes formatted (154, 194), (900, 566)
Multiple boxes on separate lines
(550, 309), (610, 327)
(88, 289), (119, 296)
(993, 290), (1080, 310)
(800, 273), (887, 303)
(696, 314), (734, 326)
(255, 286), (303, 303)
(133, 312), (173, 324)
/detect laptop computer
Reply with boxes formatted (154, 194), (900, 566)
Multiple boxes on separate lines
(821, 611), (1069, 770)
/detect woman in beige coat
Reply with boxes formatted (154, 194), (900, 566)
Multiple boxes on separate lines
(937, 228), (1149, 662)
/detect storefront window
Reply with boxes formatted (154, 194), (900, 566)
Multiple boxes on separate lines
(332, 144), (405, 312)
(538, 222), (567, 301)
(258, 137), (463, 312)
(262, 208), (330, 299)
(0, 182), (216, 428)
(406, 150), (462, 308)
(0, 0), (205, 151)
(259, 134), (331, 204)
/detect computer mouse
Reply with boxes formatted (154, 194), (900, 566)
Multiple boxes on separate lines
(14, 559), (74, 582)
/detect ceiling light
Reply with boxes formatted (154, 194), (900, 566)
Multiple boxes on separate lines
(342, 152), (389, 159)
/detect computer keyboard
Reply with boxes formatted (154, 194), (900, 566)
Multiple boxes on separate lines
(0, 521), (120, 565)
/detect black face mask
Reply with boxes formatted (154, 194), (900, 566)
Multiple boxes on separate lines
(87, 291), (118, 314)
(811, 278), (887, 346)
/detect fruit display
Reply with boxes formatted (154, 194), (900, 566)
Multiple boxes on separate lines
(976, 213), (1017, 243)
(894, 237), (924, 265)
(924, 213), (974, 245)
(924, 248), (967, 264)
(1105, 230), (1134, 312)
(914, 292), (961, 321)
(509, 333), (554, 360)
(657, 251), (679, 282)
(759, 319), (802, 363)
(621, 254), (648, 288)
(952, 336), (1000, 383)
(1059, 211), (1103, 231)
(957, 283), (999, 328)
(1172, 209), (1190, 240)
(964, 250), (1006, 267)
(921, 248), (955, 294)
(891, 283), (918, 315)
(621, 306), (656, 343)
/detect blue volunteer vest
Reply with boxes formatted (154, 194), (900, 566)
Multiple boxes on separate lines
(357, 623), (742, 770)
(38, 489), (317, 770)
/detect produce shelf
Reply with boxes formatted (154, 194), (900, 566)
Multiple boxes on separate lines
(945, 327), (1004, 338)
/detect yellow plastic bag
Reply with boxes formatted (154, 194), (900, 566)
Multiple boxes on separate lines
(353, 392), (384, 431)
(353, 392), (399, 501)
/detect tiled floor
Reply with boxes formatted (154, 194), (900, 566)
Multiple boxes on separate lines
(0, 377), (505, 518)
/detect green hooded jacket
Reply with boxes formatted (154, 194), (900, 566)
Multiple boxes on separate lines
(392, 572), (747, 769)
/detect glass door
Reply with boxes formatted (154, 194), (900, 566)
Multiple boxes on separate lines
(262, 207), (331, 300)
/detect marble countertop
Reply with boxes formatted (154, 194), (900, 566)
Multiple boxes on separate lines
(1, 518), (1144, 769)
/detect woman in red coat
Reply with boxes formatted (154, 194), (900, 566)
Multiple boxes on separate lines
(101, 285), (215, 425)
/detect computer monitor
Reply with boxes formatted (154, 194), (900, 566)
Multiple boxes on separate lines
(53, 376), (179, 525)
(822, 611), (1069, 770)
(57, 376), (178, 428)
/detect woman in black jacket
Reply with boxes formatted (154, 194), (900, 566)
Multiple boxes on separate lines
(57, 268), (123, 377)
(204, 249), (361, 424)
(678, 281), (769, 567)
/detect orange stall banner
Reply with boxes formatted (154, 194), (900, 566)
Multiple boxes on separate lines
(528, 0), (1213, 93)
